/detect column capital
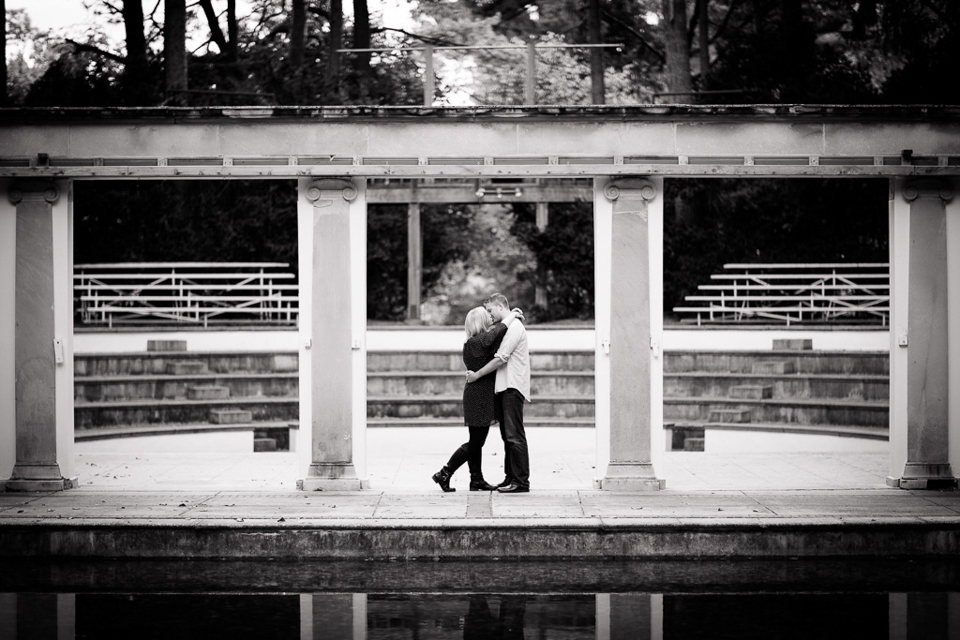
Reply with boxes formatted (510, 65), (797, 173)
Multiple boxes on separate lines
(603, 178), (657, 202)
(8, 181), (60, 205)
(305, 178), (358, 204)
(902, 178), (954, 203)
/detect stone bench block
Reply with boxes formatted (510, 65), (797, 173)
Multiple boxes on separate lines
(752, 361), (796, 375)
(210, 409), (254, 424)
(709, 409), (752, 423)
(729, 385), (773, 400)
(166, 361), (208, 375)
(147, 340), (188, 352)
(773, 339), (813, 351)
(188, 385), (230, 400)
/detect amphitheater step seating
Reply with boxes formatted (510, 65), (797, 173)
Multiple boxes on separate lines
(664, 347), (889, 450)
(74, 343), (889, 451)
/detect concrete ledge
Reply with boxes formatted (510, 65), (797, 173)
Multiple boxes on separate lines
(3, 557), (959, 593)
(1, 520), (958, 560)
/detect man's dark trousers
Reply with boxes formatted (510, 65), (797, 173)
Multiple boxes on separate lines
(495, 388), (529, 488)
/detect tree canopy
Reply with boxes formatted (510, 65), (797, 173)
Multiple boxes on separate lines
(5, 0), (960, 107)
(4, 1), (929, 323)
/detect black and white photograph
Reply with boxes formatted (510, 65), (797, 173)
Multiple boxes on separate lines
(2, 0), (959, 637)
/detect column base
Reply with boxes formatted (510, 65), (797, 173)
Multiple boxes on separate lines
(4, 476), (78, 492)
(298, 463), (367, 491)
(886, 463), (957, 490)
(598, 463), (666, 492)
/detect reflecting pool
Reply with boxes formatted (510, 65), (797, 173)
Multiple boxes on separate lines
(2, 559), (959, 639)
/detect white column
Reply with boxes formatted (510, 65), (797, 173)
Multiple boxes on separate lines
(406, 202), (422, 322)
(297, 178), (368, 491)
(593, 177), (665, 491)
(887, 178), (957, 489)
(0, 180), (16, 485)
(597, 594), (662, 640)
(4, 180), (76, 492)
(300, 594), (366, 640)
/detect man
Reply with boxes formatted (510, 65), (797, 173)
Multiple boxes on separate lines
(466, 292), (531, 493)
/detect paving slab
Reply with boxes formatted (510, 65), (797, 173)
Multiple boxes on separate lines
(4, 436), (960, 559)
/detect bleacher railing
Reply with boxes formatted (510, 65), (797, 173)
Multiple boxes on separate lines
(74, 262), (299, 327)
(672, 263), (890, 326)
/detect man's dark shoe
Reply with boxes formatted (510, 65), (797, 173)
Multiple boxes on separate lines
(497, 482), (529, 494)
(496, 477), (512, 488)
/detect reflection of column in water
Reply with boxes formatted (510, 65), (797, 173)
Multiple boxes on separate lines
(0, 593), (76, 640)
(301, 594), (367, 640)
(889, 593), (960, 640)
(596, 594), (663, 640)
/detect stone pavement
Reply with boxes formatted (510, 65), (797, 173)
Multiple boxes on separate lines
(2, 428), (959, 560)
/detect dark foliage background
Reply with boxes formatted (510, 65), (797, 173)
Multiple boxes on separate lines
(663, 178), (889, 318)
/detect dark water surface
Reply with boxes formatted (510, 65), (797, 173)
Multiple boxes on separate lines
(3, 558), (959, 639)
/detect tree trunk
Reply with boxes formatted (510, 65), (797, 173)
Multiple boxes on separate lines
(227, 0), (238, 60)
(198, 0), (228, 54)
(662, 0), (694, 101)
(164, 0), (188, 103)
(697, 0), (709, 92)
(121, 0), (150, 104)
(353, 0), (371, 97)
(1, 0), (7, 106)
(291, 0), (306, 69)
(588, 0), (605, 104)
(328, 0), (343, 96)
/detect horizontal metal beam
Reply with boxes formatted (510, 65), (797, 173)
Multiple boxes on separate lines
(366, 186), (592, 203)
(2, 163), (958, 179)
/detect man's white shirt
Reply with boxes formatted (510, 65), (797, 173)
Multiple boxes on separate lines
(494, 321), (531, 401)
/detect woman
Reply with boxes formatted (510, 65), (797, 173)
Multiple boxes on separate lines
(432, 306), (521, 492)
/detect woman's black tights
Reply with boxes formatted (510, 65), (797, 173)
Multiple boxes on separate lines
(446, 426), (490, 477)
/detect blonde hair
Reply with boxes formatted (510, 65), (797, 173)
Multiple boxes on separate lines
(464, 307), (490, 341)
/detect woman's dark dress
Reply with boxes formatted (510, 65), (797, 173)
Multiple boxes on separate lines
(462, 323), (508, 426)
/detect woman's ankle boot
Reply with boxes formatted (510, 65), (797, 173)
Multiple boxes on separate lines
(432, 466), (456, 492)
(469, 473), (497, 491)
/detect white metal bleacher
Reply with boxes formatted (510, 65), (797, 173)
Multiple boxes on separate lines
(74, 262), (299, 327)
(672, 263), (890, 325)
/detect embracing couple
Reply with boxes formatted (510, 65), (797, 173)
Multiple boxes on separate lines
(432, 292), (531, 494)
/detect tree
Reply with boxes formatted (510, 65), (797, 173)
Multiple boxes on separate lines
(1, 0), (7, 106)
(119, 0), (151, 103)
(164, 0), (187, 102)
(661, 0), (693, 99)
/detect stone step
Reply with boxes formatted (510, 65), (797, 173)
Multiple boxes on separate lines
(665, 351), (889, 375)
(75, 352), (298, 377)
(254, 437), (278, 452)
(366, 371), (594, 396)
(367, 396), (595, 419)
(166, 361), (208, 376)
(74, 398), (298, 428)
(210, 409), (254, 424)
(709, 409), (752, 423)
(664, 397), (889, 428)
(365, 417), (595, 428)
(367, 351), (596, 373)
(751, 361), (795, 375)
(729, 385), (773, 400)
(664, 373), (888, 401)
(187, 385), (230, 400)
(666, 420), (890, 441)
(74, 374), (298, 403)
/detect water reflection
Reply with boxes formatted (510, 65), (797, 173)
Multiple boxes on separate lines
(2, 591), (959, 639)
